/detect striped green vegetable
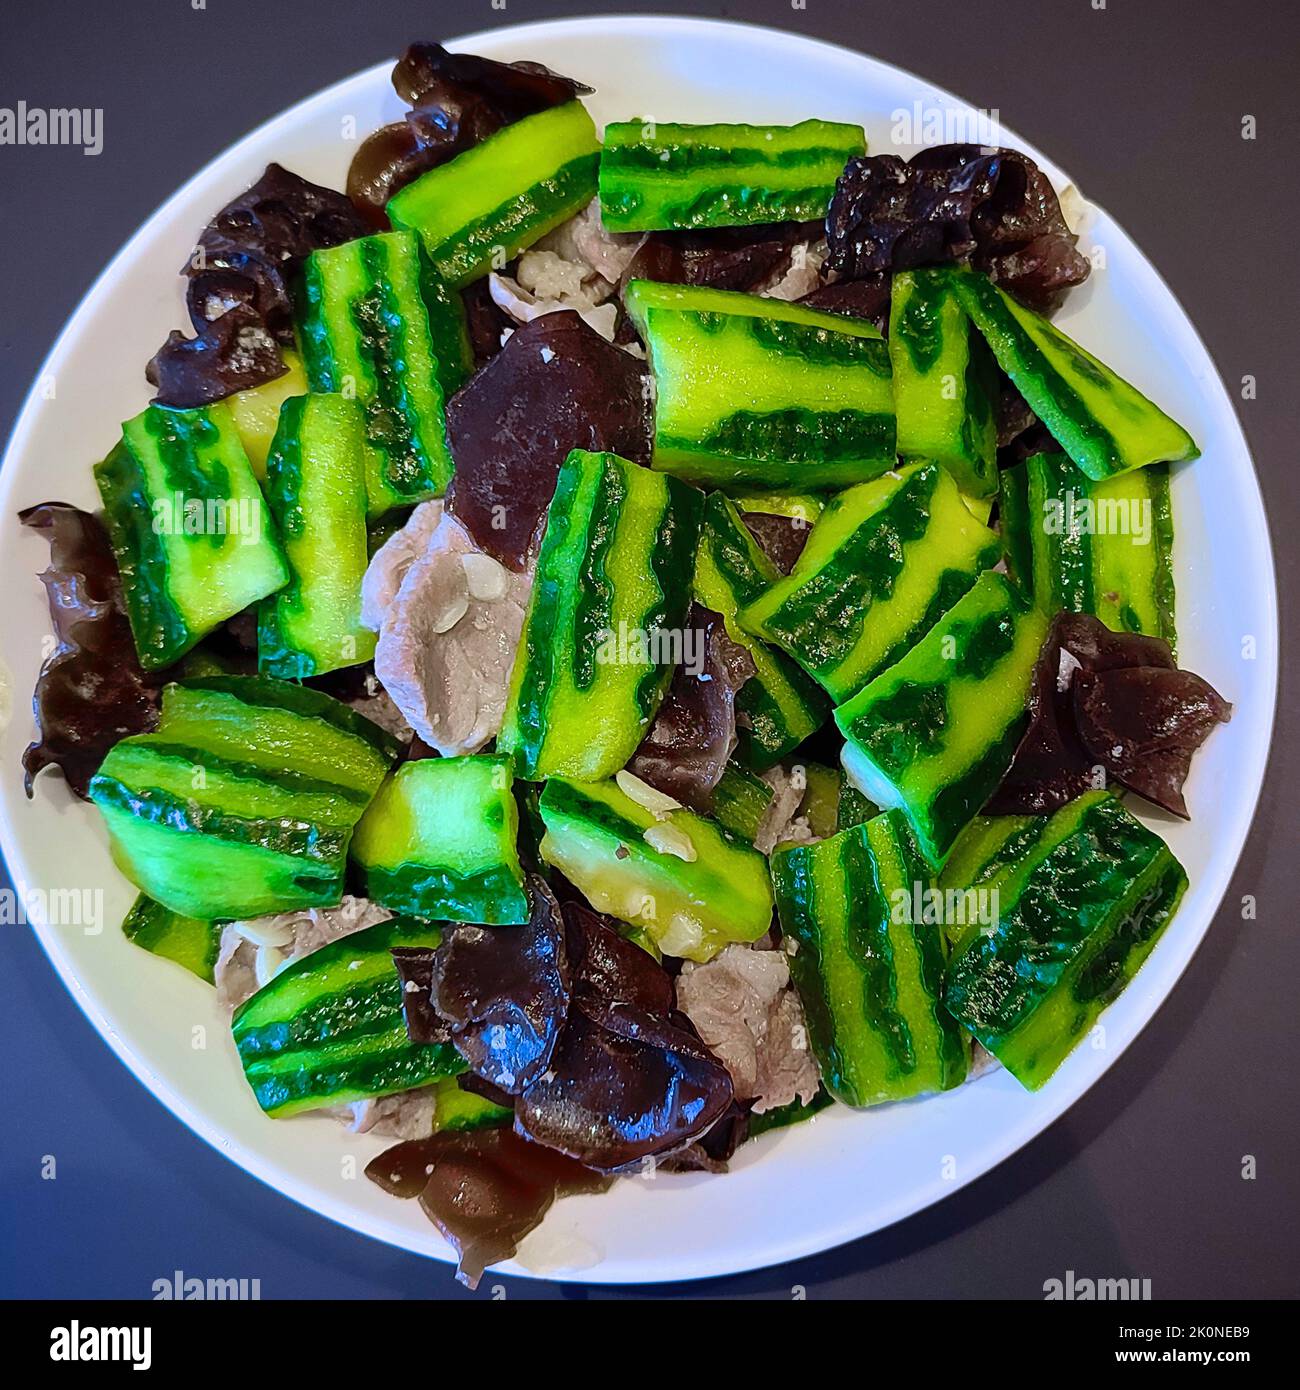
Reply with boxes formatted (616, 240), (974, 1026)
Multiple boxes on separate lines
(298, 230), (453, 516)
(94, 403), (288, 670)
(889, 268), (998, 499)
(416, 267), (476, 399)
(350, 756), (529, 925)
(388, 100), (600, 287)
(694, 492), (827, 769)
(947, 267), (1199, 480)
(258, 394), (376, 679)
(625, 280), (896, 489)
(835, 571), (1050, 867)
(711, 761), (775, 843)
(740, 461), (1000, 702)
(1000, 450), (1176, 648)
(944, 791), (1188, 1088)
(429, 1076), (511, 1134)
(771, 810), (968, 1106)
(537, 776), (774, 963)
(121, 894), (222, 983)
(598, 118), (866, 231)
(791, 760), (877, 840)
(232, 917), (462, 1117)
(89, 677), (400, 920)
(499, 449), (702, 781)
(747, 1088), (835, 1138)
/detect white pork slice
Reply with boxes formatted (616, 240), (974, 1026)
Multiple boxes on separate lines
(675, 943), (821, 1114)
(367, 502), (532, 755)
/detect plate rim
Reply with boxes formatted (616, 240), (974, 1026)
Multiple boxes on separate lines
(0, 12), (1280, 1285)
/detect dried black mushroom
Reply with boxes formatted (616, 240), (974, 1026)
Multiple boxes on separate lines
(740, 510), (815, 575)
(19, 503), (163, 799)
(389, 946), (451, 1046)
(620, 220), (820, 295)
(986, 611), (1230, 818)
(444, 310), (652, 569)
(347, 42), (592, 227)
(365, 1126), (610, 1289)
(513, 996), (734, 1173)
(628, 604), (755, 813)
(185, 162), (367, 341)
(146, 305), (285, 409)
(563, 900), (675, 1016)
(429, 876), (571, 1095)
(149, 163), (368, 407)
(825, 145), (1090, 315)
(797, 274), (892, 334)
(1072, 665), (1231, 818)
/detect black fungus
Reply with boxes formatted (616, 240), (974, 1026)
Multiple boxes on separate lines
(740, 510), (815, 575)
(365, 1126), (610, 1289)
(389, 946), (452, 1046)
(146, 305), (286, 408)
(620, 220), (819, 295)
(149, 163), (368, 407)
(628, 604), (755, 813)
(513, 997), (734, 1173)
(987, 612), (1230, 817)
(825, 145), (1090, 315)
(797, 274), (892, 334)
(563, 900), (676, 1016)
(19, 503), (163, 799)
(429, 876), (571, 1095)
(445, 310), (652, 569)
(1072, 665), (1232, 818)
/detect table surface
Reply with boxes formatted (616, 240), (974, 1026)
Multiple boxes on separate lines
(2, 0), (1296, 1300)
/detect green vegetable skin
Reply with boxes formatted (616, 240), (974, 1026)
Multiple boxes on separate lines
(741, 461), (999, 702)
(889, 268), (998, 499)
(94, 404), (288, 670)
(944, 791), (1187, 1089)
(835, 571), (1050, 867)
(947, 267), (1199, 480)
(1000, 450), (1176, 648)
(772, 810), (968, 1106)
(298, 230), (453, 516)
(258, 394), (376, 678)
(389, 100), (600, 287)
(625, 280), (896, 489)
(232, 918), (462, 1117)
(350, 756), (529, 925)
(89, 677), (399, 920)
(121, 895), (222, 983)
(711, 761), (774, 842)
(429, 1076), (511, 1134)
(537, 776), (773, 963)
(499, 449), (702, 781)
(694, 492), (827, 769)
(599, 118), (866, 232)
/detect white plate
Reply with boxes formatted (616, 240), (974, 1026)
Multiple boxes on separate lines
(0, 15), (1277, 1285)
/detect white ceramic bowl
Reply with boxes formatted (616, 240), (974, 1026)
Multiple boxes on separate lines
(0, 15), (1277, 1284)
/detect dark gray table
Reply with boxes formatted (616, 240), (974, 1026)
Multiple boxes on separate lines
(2, 0), (1296, 1300)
